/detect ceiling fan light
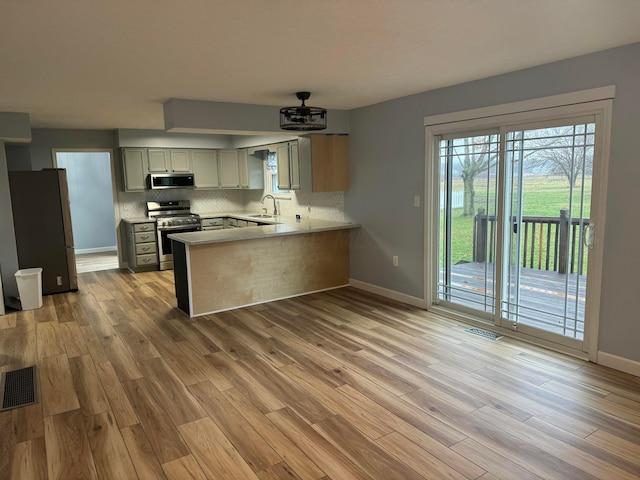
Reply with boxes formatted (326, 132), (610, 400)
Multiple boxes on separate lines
(280, 92), (327, 131)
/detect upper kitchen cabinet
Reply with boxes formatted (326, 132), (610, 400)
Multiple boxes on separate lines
(121, 146), (263, 191)
(192, 149), (219, 188)
(122, 148), (147, 191)
(218, 149), (264, 189)
(298, 134), (349, 192)
(147, 148), (170, 172)
(169, 149), (192, 172)
(239, 149), (265, 189)
(147, 148), (193, 173)
(218, 149), (241, 188)
(277, 141), (300, 191)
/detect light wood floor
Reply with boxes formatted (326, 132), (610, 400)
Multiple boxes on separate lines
(1, 269), (640, 479)
(75, 251), (120, 273)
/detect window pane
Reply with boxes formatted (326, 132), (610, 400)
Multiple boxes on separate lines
(437, 133), (499, 314)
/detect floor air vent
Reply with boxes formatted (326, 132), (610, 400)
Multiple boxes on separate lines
(1, 366), (38, 411)
(465, 327), (503, 340)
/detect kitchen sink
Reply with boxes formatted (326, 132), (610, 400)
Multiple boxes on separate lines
(247, 214), (274, 218)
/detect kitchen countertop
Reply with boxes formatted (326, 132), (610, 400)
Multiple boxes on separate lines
(169, 215), (359, 245)
(196, 212), (279, 223)
(121, 212), (278, 225)
(122, 217), (156, 224)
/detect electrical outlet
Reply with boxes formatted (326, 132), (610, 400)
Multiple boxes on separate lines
(393, 256), (399, 267)
(414, 195), (420, 207)
(56, 276), (63, 286)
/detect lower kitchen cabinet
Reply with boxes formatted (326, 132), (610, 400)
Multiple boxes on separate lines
(124, 220), (158, 272)
(200, 217), (224, 230)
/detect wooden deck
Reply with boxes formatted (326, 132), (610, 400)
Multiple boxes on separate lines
(442, 262), (587, 338)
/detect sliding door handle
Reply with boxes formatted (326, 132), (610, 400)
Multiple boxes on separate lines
(584, 224), (595, 249)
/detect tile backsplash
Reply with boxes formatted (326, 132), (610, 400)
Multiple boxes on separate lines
(118, 188), (344, 221)
(245, 190), (346, 222)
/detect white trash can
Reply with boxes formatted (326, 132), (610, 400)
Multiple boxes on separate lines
(14, 268), (43, 310)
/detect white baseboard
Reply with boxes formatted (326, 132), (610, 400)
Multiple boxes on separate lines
(597, 351), (640, 377)
(75, 246), (117, 255)
(348, 279), (426, 309)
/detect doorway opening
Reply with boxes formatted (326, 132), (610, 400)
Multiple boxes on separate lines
(53, 149), (121, 273)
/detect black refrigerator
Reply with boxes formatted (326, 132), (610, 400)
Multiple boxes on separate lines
(8, 169), (78, 294)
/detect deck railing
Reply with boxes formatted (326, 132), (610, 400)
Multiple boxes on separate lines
(473, 208), (589, 275)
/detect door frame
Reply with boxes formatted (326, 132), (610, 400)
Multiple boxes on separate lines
(51, 148), (123, 268)
(424, 87), (614, 361)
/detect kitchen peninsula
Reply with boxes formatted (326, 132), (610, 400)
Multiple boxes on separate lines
(169, 215), (359, 317)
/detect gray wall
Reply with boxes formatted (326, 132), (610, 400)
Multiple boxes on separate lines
(0, 142), (20, 299)
(27, 129), (127, 263)
(56, 152), (117, 251)
(0, 113), (31, 303)
(346, 42), (640, 363)
(5, 145), (32, 170)
(30, 129), (118, 171)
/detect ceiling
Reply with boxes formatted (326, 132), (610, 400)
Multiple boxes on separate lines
(1, 0), (639, 131)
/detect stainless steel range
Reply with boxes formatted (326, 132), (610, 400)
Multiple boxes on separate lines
(147, 200), (201, 270)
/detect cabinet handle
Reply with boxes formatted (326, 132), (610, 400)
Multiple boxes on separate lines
(142, 258), (150, 263)
(140, 225), (149, 231)
(141, 235), (149, 240)
(142, 247), (150, 251)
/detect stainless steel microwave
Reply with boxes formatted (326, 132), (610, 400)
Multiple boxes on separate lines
(148, 173), (195, 189)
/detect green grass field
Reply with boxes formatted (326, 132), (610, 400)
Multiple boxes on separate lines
(442, 176), (592, 268)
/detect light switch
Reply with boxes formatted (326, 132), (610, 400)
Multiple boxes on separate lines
(413, 195), (420, 207)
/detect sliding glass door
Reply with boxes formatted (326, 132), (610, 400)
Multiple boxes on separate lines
(431, 109), (605, 351)
(437, 132), (499, 317)
(500, 119), (594, 343)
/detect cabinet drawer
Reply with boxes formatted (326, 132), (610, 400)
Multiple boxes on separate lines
(136, 254), (158, 266)
(135, 242), (157, 255)
(226, 218), (238, 227)
(201, 217), (224, 228)
(134, 223), (155, 233)
(134, 232), (155, 243)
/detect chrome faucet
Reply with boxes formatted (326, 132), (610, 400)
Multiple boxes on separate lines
(261, 194), (278, 215)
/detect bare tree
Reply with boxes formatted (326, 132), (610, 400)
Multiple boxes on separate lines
(446, 126), (592, 217)
(451, 136), (497, 217)
(525, 126), (593, 186)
